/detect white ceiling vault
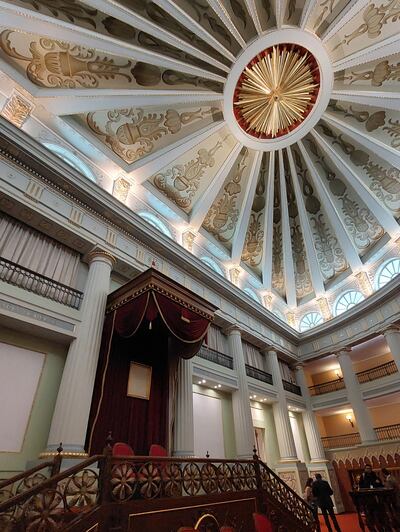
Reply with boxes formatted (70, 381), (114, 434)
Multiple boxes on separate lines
(0, 0), (400, 331)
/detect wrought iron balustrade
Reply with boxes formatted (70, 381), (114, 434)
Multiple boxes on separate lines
(321, 432), (361, 449)
(0, 257), (83, 309)
(245, 364), (273, 384)
(356, 360), (398, 383)
(197, 345), (234, 369)
(282, 379), (302, 395)
(375, 423), (400, 441)
(308, 378), (346, 396)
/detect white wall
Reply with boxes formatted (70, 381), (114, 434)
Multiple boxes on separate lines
(193, 392), (225, 459)
(0, 342), (45, 452)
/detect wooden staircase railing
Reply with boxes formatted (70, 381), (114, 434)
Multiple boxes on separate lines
(0, 445), (62, 506)
(0, 445), (317, 532)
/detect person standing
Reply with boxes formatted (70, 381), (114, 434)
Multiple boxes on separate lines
(382, 468), (400, 509)
(358, 464), (383, 488)
(304, 477), (319, 526)
(312, 473), (341, 532)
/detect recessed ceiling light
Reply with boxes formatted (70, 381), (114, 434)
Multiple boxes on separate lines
(217, 384), (221, 388)
(198, 380), (202, 384)
(202, 379), (206, 384)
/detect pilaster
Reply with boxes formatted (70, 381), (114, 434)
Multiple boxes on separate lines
(173, 358), (194, 457)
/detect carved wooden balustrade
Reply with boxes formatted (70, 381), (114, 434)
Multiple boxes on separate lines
(0, 449), (317, 531)
(0, 448), (62, 509)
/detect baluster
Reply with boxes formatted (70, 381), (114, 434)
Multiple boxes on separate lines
(99, 431), (113, 504)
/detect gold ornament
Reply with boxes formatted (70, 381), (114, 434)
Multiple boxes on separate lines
(233, 44), (320, 138)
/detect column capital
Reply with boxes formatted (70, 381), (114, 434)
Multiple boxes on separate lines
(294, 362), (305, 371)
(224, 324), (241, 336)
(87, 247), (116, 268)
(333, 346), (352, 358)
(382, 324), (400, 336)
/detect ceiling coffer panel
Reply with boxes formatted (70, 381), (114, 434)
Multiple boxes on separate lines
(74, 104), (223, 165)
(291, 145), (348, 281)
(9, 0), (228, 76)
(150, 128), (236, 214)
(334, 53), (400, 91)
(0, 30), (223, 91)
(304, 134), (385, 255)
(317, 121), (400, 217)
(272, 152), (286, 298)
(241, 152), (269, 276)
(202, 147), (255, 250)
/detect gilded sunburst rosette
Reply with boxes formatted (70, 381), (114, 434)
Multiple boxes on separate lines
(233, 44), (320, 139)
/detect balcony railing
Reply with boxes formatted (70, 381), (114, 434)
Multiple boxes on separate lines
(356, 360), (398, 383)
(308, 378), (346, 396)
(321, 432), (361, 449)
(283, 379), (302, 396)
(322, 423), (400, 449)
(375, 423), (400, 441)
(245, 364), (273, 385)
(0, 257), (83, 309)
(197, 345), (234, 369)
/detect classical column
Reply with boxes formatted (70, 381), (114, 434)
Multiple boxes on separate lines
(46, 248), (115, 456)
(173, 358), (194, 457)
(266, 350), (298, 462)
(335, 348), (377, 444)
(383, 325), (400, 373)
(295, 364), (326, 463)
(227, 326), (254, 459)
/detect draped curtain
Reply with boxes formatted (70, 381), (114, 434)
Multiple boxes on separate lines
(242, 341), (265, 370)
(86, 286), (212, 454)
(0, 214), (79, 286)
(279, 360), (296, 383)
(205, 324), (228, 353)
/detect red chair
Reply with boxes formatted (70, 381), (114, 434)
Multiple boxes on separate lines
(112, 442), (134, 457)
(253, 513), (273, 532)
(149, 444), (168, 457)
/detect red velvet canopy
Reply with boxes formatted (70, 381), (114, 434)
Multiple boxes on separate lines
(86, 268), (217, 455)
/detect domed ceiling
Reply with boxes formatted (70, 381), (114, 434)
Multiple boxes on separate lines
(0, 0), (399, 328)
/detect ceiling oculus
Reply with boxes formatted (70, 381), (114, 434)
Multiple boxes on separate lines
(233, 44), (320, 139)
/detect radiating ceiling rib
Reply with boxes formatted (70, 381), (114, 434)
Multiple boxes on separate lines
(243, 0), (263, 34)
(35, 91), (223, 116)
(332, 35), (400, 72)
(331, 90), (400, 113)
(190, 142), (243, 231)
(231, 150), (263, 263)
(274, 0), (287, 27)
(206, 0), (247, 49)
(261, 153), (275, 291)
(321, 0), (368, 42)
(278, 149), (297, 308)
(81, 0), (230, 73)
(153, 0), (236, 62)
(131, 121), (226, 184)
(297, 139), (363, 272)
(0, 3), (225, 83)
(311, 129), (400, 237)
(287, 146), (326, 296)
(299, 0), (318, 29)
(323, 114), (400, 169)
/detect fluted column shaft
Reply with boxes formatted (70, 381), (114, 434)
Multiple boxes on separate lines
(336, 349), (377, 444)
(227, 326), (254, 459)
(267, 350), (298, 462)
(295, 365), (326, 462)
(383, 326), (400, 374)
(47, 249), (115, 453)
(173, 358), (194, 457)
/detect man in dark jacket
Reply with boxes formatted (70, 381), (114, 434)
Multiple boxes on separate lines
(358, 464), (383, 489)
(312, 473), (341, 532)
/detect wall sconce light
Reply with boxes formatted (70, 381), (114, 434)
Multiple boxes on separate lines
(346, 414), (354, 428)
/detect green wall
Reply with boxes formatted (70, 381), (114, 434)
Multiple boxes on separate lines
(0, 327), (67, 476)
